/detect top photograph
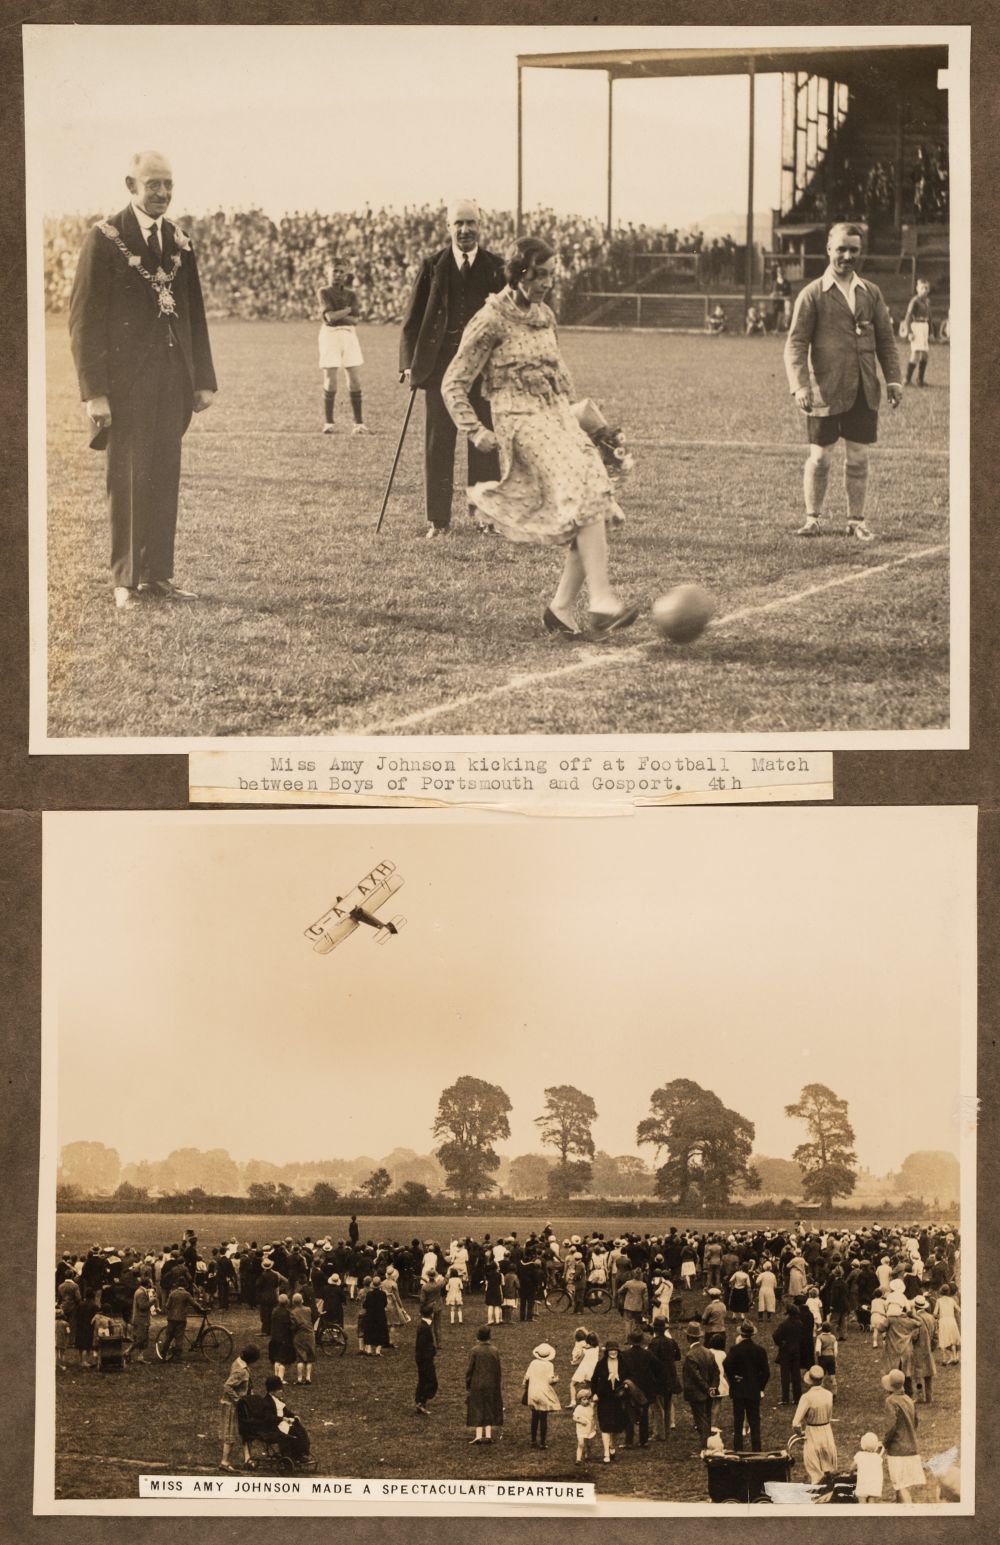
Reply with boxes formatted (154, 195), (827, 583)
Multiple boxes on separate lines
(25, 24), (969, 753)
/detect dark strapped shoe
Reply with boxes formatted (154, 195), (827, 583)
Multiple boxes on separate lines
(138, 580), (199, 600)
(542, 607), (581, 638)
(588, 602), (641, 637)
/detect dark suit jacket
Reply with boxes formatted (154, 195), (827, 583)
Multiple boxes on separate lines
(415, 1320), (437, 1370)
(69, 204), (217, 404)
(784, 272), (900, 416)
(399, 246), (506, 386)
(723, 1337), (771, 1400)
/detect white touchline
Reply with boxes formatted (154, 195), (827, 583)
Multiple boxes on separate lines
(358, 545), (948, 736)
(626, 437), (949, 460)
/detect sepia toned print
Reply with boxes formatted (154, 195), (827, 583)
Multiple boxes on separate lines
(25, 25), (968, 755)
(37, 807), (975, 1515)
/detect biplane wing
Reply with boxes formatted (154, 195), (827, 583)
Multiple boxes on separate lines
(304, 862), (405, 955)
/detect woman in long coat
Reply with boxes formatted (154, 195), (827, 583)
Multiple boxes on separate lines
(363, 1276), (391, 1354)
(466, 1326), (504, 1443)
(910, 1296), (937, 1403)
(383, 1266), (410, 1346)
(523, 1342), (561, 1450)
(268, 1294), (296, 1377)
(883, 1301), (920, 1390)
(75, 1289), (99, 1369)
(590, 1341), (630, 1462)
(290, 1292), (316, 1383)
(130, 1275), (153, 1364)
(484, 1262), (504, 1326)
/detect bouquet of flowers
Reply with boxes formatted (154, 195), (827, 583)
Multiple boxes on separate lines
(572, 398), (635, 478)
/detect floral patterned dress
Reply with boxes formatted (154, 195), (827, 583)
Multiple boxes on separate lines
(441, 290), (624, 547)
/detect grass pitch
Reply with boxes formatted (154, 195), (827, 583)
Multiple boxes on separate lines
(44, 320), (950, 738)
(51, 1213), (962, 1506)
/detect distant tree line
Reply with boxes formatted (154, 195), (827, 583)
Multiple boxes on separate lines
(58, 1080), (961, 1214)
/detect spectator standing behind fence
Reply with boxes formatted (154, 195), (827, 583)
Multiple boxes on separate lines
(69, 151), (216, 611)
(399, 198), (506, 538)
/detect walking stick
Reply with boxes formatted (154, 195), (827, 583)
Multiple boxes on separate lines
(374, 380), (417, 534)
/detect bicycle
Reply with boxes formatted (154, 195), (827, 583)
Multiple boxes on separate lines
(155, 1304), (233, 1363)
(314, 1314), (348, 1356)
(544, 1282), (613, 1315)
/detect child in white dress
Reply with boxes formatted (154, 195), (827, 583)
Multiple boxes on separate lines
(853, 1431), (885, 1502)
(445, 1268), (464, 1325)
(572, 1385), (598, 1463)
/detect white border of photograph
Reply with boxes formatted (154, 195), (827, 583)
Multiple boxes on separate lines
(34, 806), (977, 1516)
(25, 23), (970, 755)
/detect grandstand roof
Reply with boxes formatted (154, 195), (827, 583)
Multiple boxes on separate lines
(516, 43), (949, 85)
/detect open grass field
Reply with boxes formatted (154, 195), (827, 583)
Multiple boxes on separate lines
(51, 1213), (962, 1505)
(56, 1212), (849, 1258)
(43, 318), (951, 739)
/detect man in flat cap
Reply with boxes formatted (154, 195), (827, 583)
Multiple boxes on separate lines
(399, 198), (505, 537)
(69, 151), (216, 610)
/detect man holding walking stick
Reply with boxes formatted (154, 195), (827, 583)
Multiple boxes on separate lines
(398, 198), (505, 539)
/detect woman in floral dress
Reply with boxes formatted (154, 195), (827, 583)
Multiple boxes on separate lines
(442, 236), (637, 640)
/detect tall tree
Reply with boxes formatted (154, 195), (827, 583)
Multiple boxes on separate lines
(58, 1141), (121, 1195)
(785, 1083), (858, 1208)
(893, 1150), (960, 1206)
(637, 1078), (756, 1207)
(432, 1075), (512, 1202)
(507, 1154), (553, 1198)
(535, 1085), (598, 1193)
(361, 1166), (393, 1199)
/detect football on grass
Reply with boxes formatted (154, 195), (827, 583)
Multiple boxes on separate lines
(652, 584), (715, 643)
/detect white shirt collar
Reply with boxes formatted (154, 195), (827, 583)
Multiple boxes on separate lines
(821, 267), (868, 312)
(452, 244), (478, 269)
(131, 200), (162, 237)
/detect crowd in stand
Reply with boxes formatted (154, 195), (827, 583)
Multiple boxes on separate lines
(794, 142), (949, 228)
(55, 1215), (960, 1497)
(42, 205), (737, 323)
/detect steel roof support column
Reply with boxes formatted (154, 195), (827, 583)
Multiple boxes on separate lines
(744, 57), (757, 320)
(606, 72), (615, 239)
(516, 64), (524, 237)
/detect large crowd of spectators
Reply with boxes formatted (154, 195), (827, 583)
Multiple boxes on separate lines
(42, 204), (738, 323)
(56, 1216), (960, 1498)
(794, 141), (949, 229)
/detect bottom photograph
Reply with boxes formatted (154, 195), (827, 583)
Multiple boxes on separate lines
(36, 806), (976, 1517)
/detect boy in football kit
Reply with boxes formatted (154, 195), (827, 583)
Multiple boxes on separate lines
(317, 264), (368, 434)
(903, 280), (933, 387)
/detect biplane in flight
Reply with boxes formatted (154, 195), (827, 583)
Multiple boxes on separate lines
(304, 860), (406, 954)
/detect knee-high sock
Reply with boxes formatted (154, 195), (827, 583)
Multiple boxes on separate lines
(350, 390), (364, 424)
(323, 390), (336, 424)
(804, 453), (829, 515)
(845, 456), (869, 522)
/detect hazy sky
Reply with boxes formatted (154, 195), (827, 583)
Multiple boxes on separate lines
(47, 808), (974, 1176)
(23, 25), (790, 224)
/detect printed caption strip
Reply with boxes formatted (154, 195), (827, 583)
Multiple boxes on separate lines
(189, 751), (832, 811)
(139, 1476), (595, 1506)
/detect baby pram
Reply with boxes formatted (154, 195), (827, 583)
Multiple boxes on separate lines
(703, 1449), (795, 1503)
(92, 1314), (128, 1373)
(237, 1394), (317, 1475)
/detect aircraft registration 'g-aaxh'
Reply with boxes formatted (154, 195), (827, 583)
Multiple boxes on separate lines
(303, 861), (406, 955)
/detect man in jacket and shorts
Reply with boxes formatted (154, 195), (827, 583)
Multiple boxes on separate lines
(784, 221), (903, 542)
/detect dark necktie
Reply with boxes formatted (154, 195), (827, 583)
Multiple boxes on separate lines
(459, 254), (471, 327)
(147, 222), (162, 268)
